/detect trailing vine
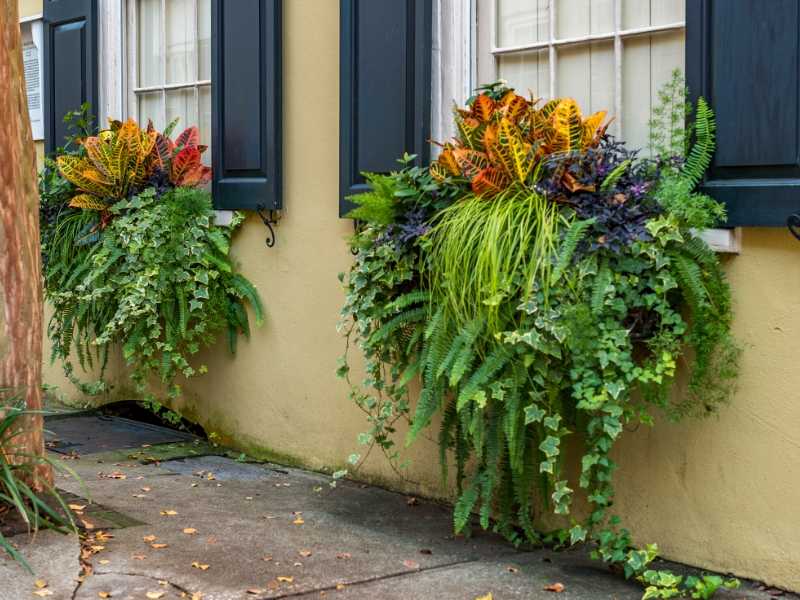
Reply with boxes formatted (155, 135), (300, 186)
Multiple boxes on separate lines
(339, 72), (739, 598)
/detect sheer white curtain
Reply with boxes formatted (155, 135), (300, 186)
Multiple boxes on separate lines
(133, 0), (211, 160)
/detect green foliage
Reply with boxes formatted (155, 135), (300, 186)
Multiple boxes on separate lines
(340, 78), (739, 599)
(0, 402), (78, 572)
(43, 186), (264, 403)
(424, 188), (561, 334)
(345, 172), (399, 225)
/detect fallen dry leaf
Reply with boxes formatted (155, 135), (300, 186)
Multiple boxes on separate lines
(160, 510), (178, 516)
(98, 559), (110, 565)
(98, 592), (112, 598)
(90, 545), (106, 552)
(68, 504), (87, 511)
(142, 486), (152, 492)
(80, 519), (96, 530)
(506, 565), (519, 573)
(298, 550), (312, 558)
(336, 583), (346, 590)
(34, 580), (47, 590)
(32, 591), (53, 597)
(277, 576), (294, 583)
(183, 528), (198, 535)
(475, 595), (493, 600)
(544, 582), (565, 593)
(246, 590), (264, 595)
(406, 497), (419, 506)
(262, 555), (273, 562)
(143, 535), (157, 543)
(132, 554), (147, 561)
(292, 517), (304, 525)
(145, 592), (165, 600)
(403, 559), (420, 570)
(191, 562), (210, 571)
(132, 494), (148, 499)
(150, 543), (169, 549)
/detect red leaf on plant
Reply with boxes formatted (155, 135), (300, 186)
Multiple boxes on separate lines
(175, 126), (200, 149)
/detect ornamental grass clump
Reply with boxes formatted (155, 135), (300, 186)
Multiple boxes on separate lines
(41, 111), (263, 405)
(339, 72), (739, 599)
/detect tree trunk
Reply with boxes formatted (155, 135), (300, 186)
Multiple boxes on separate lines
(0, 3), (51, 488)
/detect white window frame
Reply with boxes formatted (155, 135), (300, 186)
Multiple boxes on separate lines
(19, 14), (45, 141)
(125, 0), (210, 131)
(435, 0), (739, 253)
(481, 0), (684, 140)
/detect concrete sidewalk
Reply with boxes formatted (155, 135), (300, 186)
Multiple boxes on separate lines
(0, 415), (793, 600)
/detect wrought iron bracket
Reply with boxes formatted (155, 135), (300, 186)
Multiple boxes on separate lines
(256, 205), (280, 248)
(788, 212), (800, 242)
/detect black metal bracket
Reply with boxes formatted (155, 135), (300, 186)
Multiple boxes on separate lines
(787, 213), (800, 241)
(256, 205), (280, 248)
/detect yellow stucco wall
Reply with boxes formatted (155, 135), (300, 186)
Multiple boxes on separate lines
(26, 0), (800, 591)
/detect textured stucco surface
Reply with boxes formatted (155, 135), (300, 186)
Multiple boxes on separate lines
(28, 0), (800, 591)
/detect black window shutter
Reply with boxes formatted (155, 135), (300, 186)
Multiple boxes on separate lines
(211, 0), (282, 211)
(43, 0), (98, 155)
(339, 0), (432, 217)
(687, 0), (800, 227)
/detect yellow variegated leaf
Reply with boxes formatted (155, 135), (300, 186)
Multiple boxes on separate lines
(582, 110), (607, 147)
(455, 113), (483, 150)
(57, 155), (115, 197)
(68, 194), (109, 211)
(497, 117), (533, 183)
(438, 146), (461, 176)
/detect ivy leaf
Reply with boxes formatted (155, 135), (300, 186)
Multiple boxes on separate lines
(543, 415), (562, 431)
(539, 435), (560, 458)
(524, 404), (545, 424)
(569, 525), (587, 545)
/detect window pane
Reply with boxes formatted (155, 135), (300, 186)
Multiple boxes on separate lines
(557, 0), (591, 38)
(498, 50), (550, 99)
(166, 88), (197, 133)
(556, 42), (613, 114)
(623, 0), (683, 29)
(497, 0), (548, 48)
(621, 31), (684, 153)
(137, 0), (162, 87)
(198, 0), (211, 80)
(166, 0), (195, 84)
(138, 91), (164, 130)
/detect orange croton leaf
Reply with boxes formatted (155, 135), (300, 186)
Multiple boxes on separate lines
(472, 94), (496, 122)
(452, 148), (491, 181)
(471, 167), (509, 198)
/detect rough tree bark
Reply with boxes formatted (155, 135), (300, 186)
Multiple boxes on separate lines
(0, 3), (51, 487)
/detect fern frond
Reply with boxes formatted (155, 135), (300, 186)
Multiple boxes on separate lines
(683, 97), (716, 188)
(552, 218), (594, 283)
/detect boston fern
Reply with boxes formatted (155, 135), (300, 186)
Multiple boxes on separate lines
(41, 117), (263, 404)
(339, 74), (739, 599)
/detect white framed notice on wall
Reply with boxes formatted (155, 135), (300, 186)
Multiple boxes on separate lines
(20, 17), (44, 141)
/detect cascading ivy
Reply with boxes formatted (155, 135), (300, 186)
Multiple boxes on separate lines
(339, 72), (740, 599)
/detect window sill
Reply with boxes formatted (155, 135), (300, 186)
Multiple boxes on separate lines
(698, 228), (741, 254)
